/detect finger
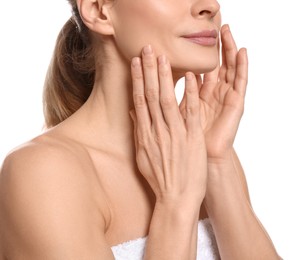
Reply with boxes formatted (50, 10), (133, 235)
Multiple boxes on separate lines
(203, 64), (220, 84)
(158, 55), (184, 129)
(201, 67), (219, 100)
(234, 48), (248, 97)
(179, 88), (187, 120)
(141, 45), (164, 127)
(131, 57), (152, 133)
(129, 109), (136, 123)
(129, 109), (139, 153)
(178, 79), (187, 119)
(179, 74), (202, 119)
(221, 24), (238, 84)
(196, 74), (203, 91)
(196, 74), (204, 101)
(185, 72), (201, 135)
(219, 35), (227, 82)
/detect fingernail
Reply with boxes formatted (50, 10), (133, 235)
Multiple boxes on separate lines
(131, 57), (141, 67)
(185, 72), (194, 81)
(222, 24), (230, 32)
(143, 45), (153, 55)
(158, 55), (167, 65)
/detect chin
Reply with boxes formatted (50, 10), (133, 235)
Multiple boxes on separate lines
(170, 48), (219, 76)
(172, 60), (218, 79)
(193, 63), (218, 74)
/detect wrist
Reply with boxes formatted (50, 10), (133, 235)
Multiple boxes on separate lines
(207, 160), (236, 179)
(156, 195), (202, 209)
(205, 160), (249, 212)
(147, 195), (201, 260)
(154, 196), (202, 220)
(207, 149), (236, 171)
(155, 188), (206, 211)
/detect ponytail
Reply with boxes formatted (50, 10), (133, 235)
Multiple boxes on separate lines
(43, 10), (95, 128)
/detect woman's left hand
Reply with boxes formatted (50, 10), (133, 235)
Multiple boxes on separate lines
(180, 24), (248, 162)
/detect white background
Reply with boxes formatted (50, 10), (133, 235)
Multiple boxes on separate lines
(0, 0), (304, 259)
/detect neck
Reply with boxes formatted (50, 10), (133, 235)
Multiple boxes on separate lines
(66, 42), (183, 159)
(71, 46), (136, 158)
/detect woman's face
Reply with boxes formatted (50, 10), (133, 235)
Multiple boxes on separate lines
(109, 0), (221, 76)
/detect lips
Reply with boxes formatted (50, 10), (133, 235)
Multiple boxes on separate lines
(181, 30), (218, 46)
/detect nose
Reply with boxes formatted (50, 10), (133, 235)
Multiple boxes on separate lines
(191, 0), (220, 19)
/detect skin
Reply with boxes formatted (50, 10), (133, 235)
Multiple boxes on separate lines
(0, 0), (281, 259)
(107, 0), (220, 76)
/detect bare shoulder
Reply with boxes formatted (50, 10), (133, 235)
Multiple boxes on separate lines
(3, 133), (92, 178)
(0, 134), (113, 259)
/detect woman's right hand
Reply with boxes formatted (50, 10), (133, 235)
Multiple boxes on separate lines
(130, 45), (207, 206)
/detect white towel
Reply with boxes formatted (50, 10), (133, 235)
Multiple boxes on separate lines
(111, 218), (220, 260)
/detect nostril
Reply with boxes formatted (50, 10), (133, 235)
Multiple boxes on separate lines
(199, 10), (210, 16)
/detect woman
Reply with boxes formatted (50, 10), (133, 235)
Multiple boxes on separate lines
(0, 0), (281, 259)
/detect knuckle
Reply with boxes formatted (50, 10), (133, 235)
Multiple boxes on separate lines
(132, 68), (143, 80)
(145, 88), (158, 102)
(159, 66), (170, 77)
(237, 75), (247, 86)
(142, 59), (155, 68)
(186, 86), (197, 94)
(186, 104), (199, 116)
(160, 96), (176, 108)
(132, 72), (143, 80)
(137, 129), (150, 147)
(153, 132), (162, 144)
(152, 123), (167, 145)
(227, 64), (235, 71)
(133, 94), (146, 108)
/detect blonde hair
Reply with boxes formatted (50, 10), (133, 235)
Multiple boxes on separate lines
(43, 1), (95, 127)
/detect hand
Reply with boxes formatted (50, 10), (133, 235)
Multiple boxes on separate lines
(130, 45), (207, 205)
(180, 24), (248, 162)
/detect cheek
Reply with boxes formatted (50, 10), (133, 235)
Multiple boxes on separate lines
(113, 16), (153, 58)
(111, 2), (178, 59)
(216, 12), (222, 28)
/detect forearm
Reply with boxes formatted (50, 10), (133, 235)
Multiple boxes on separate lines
(231, 149), (251, 204)
(204, 157), (280, 260)
(144, 199), (200, 260)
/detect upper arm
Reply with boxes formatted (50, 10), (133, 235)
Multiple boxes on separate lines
(0, 143), (114, 259)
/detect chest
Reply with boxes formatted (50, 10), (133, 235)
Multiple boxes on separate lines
(90, 155), (154, 245)
(91, 154), (207, 247)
